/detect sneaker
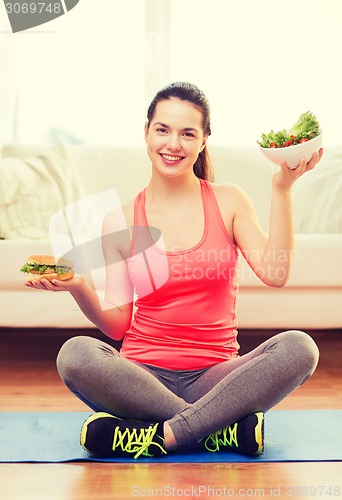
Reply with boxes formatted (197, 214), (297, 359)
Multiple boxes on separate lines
(80, 412), (167, 459)
(202, 412), (264, 456)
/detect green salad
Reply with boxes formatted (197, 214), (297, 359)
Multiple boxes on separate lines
(258, 111), (321, 149)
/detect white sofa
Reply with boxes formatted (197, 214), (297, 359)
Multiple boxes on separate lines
(0, 142), (341, 330)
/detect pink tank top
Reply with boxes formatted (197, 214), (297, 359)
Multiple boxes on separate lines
(120, 179), (240, 370)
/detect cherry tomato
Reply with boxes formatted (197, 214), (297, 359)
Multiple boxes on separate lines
(282, 140), (294, 147)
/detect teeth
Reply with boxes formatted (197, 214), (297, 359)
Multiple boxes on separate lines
(162, 154), (182, 161)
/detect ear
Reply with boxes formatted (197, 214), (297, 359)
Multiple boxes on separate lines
(199, 135), (208, 153)
(144, 123), (149, 143)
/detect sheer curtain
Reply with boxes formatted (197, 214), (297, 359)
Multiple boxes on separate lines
(0, 15), (16, 142)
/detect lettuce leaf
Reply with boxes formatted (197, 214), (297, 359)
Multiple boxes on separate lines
(20, 262), (70, 274)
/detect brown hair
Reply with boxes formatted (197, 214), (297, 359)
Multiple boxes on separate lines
(146, 82), (214, 182)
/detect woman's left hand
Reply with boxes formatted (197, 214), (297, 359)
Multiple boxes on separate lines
(273, 147), (324, 192)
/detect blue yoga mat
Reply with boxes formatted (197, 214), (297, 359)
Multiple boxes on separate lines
(0, 410), (341, 463)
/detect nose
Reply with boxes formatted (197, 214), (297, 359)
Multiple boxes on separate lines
(166, 134), (181, 152)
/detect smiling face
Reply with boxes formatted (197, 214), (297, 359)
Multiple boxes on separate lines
(145, 97), (208, 180)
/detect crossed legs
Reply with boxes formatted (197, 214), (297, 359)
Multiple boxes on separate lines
(56, 330), (319, 450)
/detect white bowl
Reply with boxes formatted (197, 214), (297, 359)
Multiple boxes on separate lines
(259, 132), (323, 169)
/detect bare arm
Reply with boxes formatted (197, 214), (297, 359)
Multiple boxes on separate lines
(233, 150), (323, 287)
(69, 274), (133, 340)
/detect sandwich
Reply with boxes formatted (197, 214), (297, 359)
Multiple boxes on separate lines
(20, 254), (74, 282)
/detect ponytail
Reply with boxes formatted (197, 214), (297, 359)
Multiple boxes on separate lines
(193, 148), (214, 182)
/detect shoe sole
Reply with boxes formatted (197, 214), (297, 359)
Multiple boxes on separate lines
(80, 412), (122, 451)
(254, 412), (265, 455)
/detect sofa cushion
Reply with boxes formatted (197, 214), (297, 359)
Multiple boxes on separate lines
(0, 143), (87, 239)
(292, 147), (342, 233)
(2, 142), (152, 202)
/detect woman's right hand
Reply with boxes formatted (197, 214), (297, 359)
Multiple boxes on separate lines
(24, 274), (85, 293)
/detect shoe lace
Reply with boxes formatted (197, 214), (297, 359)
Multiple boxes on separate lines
(112, 423), (167, 459)
(204, 423), (238, 452)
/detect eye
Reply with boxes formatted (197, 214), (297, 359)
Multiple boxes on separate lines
(183, 132), (195, 138)
(156, 128), (167, 134)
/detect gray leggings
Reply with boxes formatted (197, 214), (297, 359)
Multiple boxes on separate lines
(56, 330), (319, 448)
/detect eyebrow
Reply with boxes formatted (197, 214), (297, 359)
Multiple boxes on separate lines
(153, 122), (200, 133)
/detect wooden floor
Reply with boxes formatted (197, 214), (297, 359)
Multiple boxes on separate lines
(0, 328), (341, 499)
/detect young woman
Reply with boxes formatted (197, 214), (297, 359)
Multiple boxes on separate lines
(26, 82), (322, 459)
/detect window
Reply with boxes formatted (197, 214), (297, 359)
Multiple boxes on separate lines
(3, 0), (342, 147)
(169, 0), (342, 147)
(9, 0), (146, 146)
